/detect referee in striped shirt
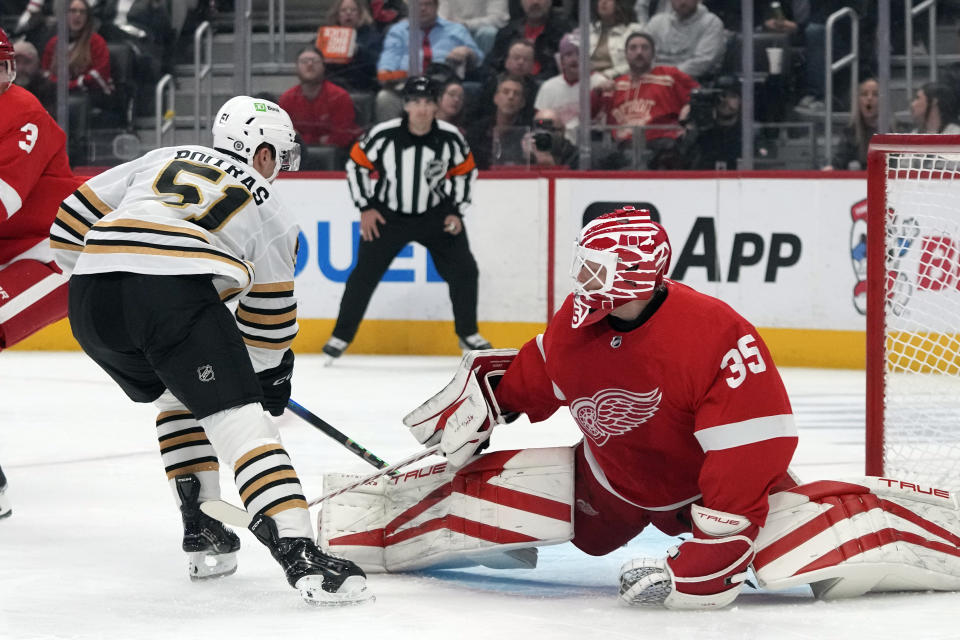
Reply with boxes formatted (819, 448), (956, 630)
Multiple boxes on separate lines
(323, 75), (492, 362)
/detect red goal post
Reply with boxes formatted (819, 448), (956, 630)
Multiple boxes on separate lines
(866, 134), (960, 488)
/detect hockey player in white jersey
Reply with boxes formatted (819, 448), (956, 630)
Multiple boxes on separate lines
(49, 96), (372, 606)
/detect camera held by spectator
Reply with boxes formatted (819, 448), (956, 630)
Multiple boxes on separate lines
(524, 109), (578, 168)
(686, 87), (722, 129)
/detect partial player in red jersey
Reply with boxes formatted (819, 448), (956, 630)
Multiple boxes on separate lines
(0, 26), (84, 519)
(321, 206), (960, 608)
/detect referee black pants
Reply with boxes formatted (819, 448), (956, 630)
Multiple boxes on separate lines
(332, 208), (479, 344)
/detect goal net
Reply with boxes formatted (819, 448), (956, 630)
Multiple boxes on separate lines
(866, 134), (960, 490)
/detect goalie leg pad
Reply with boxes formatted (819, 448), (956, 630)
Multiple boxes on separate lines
(0, 259), (68, 349)
(318, 446), (575, 572)
(754, 476), (960, 598)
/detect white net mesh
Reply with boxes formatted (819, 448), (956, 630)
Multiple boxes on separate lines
(882, 152), (960, 488)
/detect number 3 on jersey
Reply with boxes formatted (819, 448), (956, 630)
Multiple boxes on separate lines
(19, 123), (38, 153)
(721, 334), (767, 389)
(153, 159), (252, 231)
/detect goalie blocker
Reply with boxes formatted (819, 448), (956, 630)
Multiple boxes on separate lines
(320, 448), (960, 603)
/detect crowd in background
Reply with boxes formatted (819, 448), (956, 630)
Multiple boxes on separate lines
(4, 0), (960, 170)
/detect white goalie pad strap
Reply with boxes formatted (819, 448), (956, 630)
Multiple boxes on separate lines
(753, 476), (960, 599)
(318, 446), (575, 573)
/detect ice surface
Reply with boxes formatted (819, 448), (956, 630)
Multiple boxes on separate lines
(0, 354), (957, 640)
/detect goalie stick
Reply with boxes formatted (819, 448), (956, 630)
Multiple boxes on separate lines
(287, 399), (392, 472)
(199, 444), (443, 528)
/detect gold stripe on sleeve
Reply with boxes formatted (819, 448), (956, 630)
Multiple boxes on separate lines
(250, 281), (294, 294)
(78, 183), (114, 216)
(236, 307), (298, 325)
(96, 218), (210, 241)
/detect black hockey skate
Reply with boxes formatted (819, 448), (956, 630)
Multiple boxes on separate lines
(249, 513), (373, 606)
(176, 474), (241, 580)
(0, 464), (11, 520)
(321, 337), (349, 366)
(458, 333), (493, 352)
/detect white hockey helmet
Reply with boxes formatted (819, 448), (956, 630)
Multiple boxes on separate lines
(212, 96), (300, 181)
(570, 207), (672, 328)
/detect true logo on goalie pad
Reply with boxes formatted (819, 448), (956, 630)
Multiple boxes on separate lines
(878, 477), (950, 499)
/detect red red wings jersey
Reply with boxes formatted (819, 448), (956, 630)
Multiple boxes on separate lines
(496, 281), (797, 527)
(0, 85), (81, 266)
(599, 66), (698, 141)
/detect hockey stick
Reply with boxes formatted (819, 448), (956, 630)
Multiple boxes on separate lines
(307, 444), (442, 506)
(199, 444), (443, 529)
(287, 399), (392, 471)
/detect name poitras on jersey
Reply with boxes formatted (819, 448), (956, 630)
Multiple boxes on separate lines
(49, 144), (300, 316)
(172, 148), (272, 206)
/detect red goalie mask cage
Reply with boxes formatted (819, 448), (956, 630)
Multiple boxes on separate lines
(866, 134), (960, 488)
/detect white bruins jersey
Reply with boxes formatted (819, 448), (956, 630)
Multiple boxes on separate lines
(49, 145), (299, 371)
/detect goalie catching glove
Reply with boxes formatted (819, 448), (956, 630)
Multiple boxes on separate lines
(620, 504), (757, 610)
(403, 349), (519, 467)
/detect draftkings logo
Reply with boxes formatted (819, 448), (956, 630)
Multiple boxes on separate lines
(569, 388), (661, 446)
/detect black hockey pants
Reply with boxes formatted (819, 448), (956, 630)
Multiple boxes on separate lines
(332, 208), (479, 343)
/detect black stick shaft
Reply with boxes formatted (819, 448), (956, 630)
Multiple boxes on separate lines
(286, 399), (390, 470)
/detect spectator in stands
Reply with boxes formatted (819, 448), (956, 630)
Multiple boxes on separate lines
(370, 0), (406, 32)
(471, 38), (538, 122)
(799, 1), (856, 112)
(487, 0), (573, 82)
(589, 0), (646, 79)
(322, 0), (383, 92)
(439, 0), (509, 55)
(910, 82), (960, 135)
(522, 107), (579, 167)
(644, 0), (725, 80)
(375, 0), (483, 121)
(41, 0), (112, 96)
(466, 75), (528, 169)
(681, 74), (741, 170)
(633, 0), (667, 22)
(824, 77), (877, 170)
(595, 31), (697, 169)
(437, 77), (467, 128)
(534, 31), (607, 142)
(279, 47), (361, 150)
(13, 40), (47, 99)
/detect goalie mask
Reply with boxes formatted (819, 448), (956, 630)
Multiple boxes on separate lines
(212, 96), (300, 182)
(570, 207), (671, 328)
(0, 27), (15, 95)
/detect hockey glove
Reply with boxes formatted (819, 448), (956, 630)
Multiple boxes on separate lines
(619, 504), (757, 610)
(403, 349), (518, 467)
(257, 349), (294, 417)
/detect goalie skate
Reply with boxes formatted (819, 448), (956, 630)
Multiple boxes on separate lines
(176, 475), (241, 581)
